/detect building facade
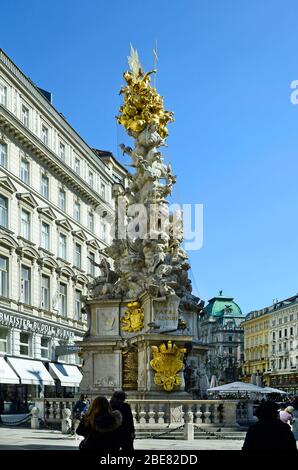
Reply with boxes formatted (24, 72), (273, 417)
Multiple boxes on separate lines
(242, 295), (298, 393)
(242, 309), (270, 385)
(198, 293), (245, 385)
(0, 49), (126, 409)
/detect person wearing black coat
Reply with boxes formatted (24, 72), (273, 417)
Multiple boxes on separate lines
(110, 390), (135, 451)
(242, 401), (297, 451)
(76, 396), (122, 452)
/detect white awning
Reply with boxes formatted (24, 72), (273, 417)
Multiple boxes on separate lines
(48, 363), (82, 387)
(7, 357), (55, 386)
(0, 356), (20, 384)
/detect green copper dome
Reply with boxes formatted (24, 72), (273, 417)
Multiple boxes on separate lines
(204, 292), (244, 318)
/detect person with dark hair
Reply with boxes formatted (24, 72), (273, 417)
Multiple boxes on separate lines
(242, 401), (297, 451)
(73, 394), (89, 420)
(110, 390), (135, 451)
(76, 396), (122, 452)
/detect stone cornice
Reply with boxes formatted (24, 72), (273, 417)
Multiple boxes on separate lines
(0, 104), (114, 212)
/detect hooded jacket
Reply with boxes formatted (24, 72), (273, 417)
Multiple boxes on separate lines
(76, 410), (122, 452)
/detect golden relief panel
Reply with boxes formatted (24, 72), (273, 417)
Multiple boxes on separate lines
(120, 301), (144, 333)
(150, 340), (186, 392)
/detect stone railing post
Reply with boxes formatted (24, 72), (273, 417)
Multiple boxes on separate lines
(61, 408), (72, 434)
(157, 402), (165, 424)
(30, 407), (40, 429)
(139, 403), (147, 424)
(223, 400), (239, 427)
(130, 402), (137, 425)
(148, 404), (156, 424)
(184, 405), (194, 441)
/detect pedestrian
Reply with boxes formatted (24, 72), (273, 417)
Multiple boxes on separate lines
(279, 406), (295, 429)
(242, 401), (297, 451)
(110, 390), (135, 451)
(76, 396), (122, 452)
(73, 394), (89, 420)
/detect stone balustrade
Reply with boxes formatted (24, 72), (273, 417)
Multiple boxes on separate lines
(35, 398), (252, 429)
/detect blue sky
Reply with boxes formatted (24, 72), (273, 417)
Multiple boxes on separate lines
(1, 0), (298, 313)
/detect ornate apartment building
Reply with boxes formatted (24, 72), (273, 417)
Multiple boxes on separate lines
(242, 295), (298, 393)
(197, 292), (245, 385)
(0, 49), (126, 408)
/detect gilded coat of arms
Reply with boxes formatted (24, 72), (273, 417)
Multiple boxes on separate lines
(120, 301), (144, 332)
(150, 340), (186, 392)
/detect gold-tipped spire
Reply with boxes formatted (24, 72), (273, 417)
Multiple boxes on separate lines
(117, 45), (174, 138)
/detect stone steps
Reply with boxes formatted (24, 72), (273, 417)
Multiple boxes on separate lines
(135, 428), (247, 440)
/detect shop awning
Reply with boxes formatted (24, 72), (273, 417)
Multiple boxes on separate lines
(7, 357), (55, 386)
(48, 363), (82, 387)
(0, 357), (20, 384)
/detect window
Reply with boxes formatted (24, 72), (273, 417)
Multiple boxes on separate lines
(279, 318), (282, 325)
(75, 157), (81, 175)
(20, 209), (31, 242)
(20, 158), (29, 184)
(228, 347), (233, 354)
(88, 212), (94, 232)
(59, 142), (65, 161)
(20, 332), (30, 356)
(0, 142), (7, 167)
(41, 125), (48, 146)
(290, 327), (293, 336)
(75, 243), (81, 268)
(58, 189), (66, 210)
(41, 222), (50, 250)
(21, 105), (29, 128)
(40, 337), (50, 359)
(0, 83), (7, 106)
(284, 317), (288, 323)
(21, 209), (30, 239)
(89, 171), (94, 187)
(228, 335), (233, 342)
(59, 233), (66, 259)
(41, 174), (49, 198)
(279, 330), (282, 338)
(100, 182), (106, 199)
(88, 252), (95, 276)
(284, 329), (287, 337)
(290, 314), (293, 321)
(279, 343), (282, 351)
(75, 290), (81, 320)
(41, 275), (50, 310)
(284, 358), (288, 369)
(272, 344), (275, 353)
(21, 265), (31, 304)
(272, 332), (275, 341)
(278, 359), (282, 369)
(74, 201), (80, 222)
(59, 283), (67, 316)
(0, 195), (8, 228)
(0, 256), (8, 297)
(0, 327), (8, 353)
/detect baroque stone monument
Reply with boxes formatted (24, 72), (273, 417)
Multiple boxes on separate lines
(79, 47), (208, 398)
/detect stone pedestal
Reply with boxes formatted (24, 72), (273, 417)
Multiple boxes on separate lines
(79, 294), (207, 399)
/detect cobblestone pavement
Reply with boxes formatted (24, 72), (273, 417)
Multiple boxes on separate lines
(0, 427), (244, 450)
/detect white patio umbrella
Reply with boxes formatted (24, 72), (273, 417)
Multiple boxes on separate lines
(260, 387), (288, 395)
(207, 381), (264, 393)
